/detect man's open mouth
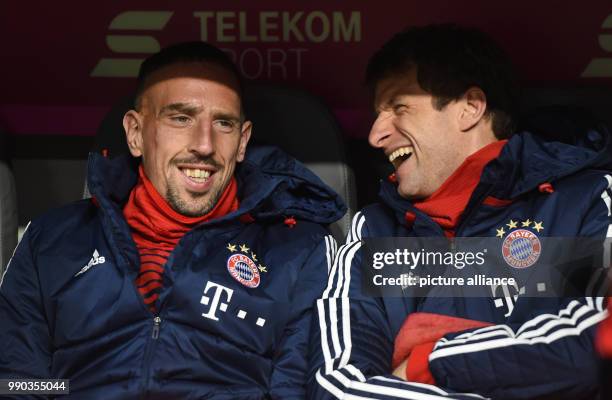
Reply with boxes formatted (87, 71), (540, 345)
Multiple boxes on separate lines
(179, 167), (212, 184)
(388, 147), (413, 170)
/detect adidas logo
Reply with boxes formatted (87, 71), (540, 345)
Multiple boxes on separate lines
(75, 249), (106, 277)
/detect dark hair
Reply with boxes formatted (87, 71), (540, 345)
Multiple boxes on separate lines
(366, 24), (519, 139)
(134, 41), (243, 111)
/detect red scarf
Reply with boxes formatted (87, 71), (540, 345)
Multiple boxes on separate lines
(413, 140), (507, 237)
(123, 166), (239, 311)
(597, 301), (612, 358)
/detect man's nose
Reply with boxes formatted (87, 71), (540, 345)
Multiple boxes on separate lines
(368, 112), (394, 149)
(189, 120), (214, 156)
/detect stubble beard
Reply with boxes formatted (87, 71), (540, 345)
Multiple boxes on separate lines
(166, 183), (224, 217)
(165, 155), (226, 217)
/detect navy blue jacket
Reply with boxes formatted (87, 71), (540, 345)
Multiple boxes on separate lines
(0, 146), (345, 399)
(309, 128), (612, 399)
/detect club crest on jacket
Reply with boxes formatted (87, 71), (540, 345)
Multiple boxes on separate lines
(226, 243), (266, 288)
(496, 219), (544, 269)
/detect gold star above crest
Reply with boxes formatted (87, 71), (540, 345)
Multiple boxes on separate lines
(239, 244), (250, 253)
(226, 243), (237, 252)
(496, 227), (506, 238)
(521, 219), (532, 227)
(251, 252), (258, 262)
(506, 220), (518, 229)
(258, 264), (267, 273)
(533, 221), (544, 232)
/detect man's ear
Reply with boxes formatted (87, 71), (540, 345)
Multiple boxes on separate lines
(236, 120), (253, 163)
(458, 87), (487, 132)
(123, 110), (144, 157)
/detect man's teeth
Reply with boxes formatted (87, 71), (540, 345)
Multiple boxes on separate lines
(183, 168), (211, 180)
(388, 147), (412, 163)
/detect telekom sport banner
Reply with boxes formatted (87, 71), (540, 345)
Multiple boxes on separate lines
(1, 1), (612, 139)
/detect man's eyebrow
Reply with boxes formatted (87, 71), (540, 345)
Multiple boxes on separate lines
(158, 103), (203, 116)
(212, 111), (242, 123)
(373, 95), (394, 113)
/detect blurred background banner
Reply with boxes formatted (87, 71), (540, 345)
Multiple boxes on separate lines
(2, 1), (612, 139)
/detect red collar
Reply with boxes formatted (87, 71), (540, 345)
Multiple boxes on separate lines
(412, 140), (507, 236)
(123, 165), (239, 248)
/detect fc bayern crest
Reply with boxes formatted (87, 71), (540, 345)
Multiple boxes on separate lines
(502, 229), (541, 269)
(227, 254), (261, 288)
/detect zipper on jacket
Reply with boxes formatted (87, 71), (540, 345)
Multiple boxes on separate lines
(140, 316), (162, 399)
(151, 316), (161, 339)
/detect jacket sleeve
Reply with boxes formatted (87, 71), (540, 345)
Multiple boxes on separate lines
(428, 174), (612, 399)
(307, 212), (486, 400)
(0, 222), (53, 399)
(269, 233), (338, 400)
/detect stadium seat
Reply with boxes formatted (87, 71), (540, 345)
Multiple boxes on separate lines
(0, 160), (17, 275)
(520, 87), (612, 129)
(89, 83), (356, 241)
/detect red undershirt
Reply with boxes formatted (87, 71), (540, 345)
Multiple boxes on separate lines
(123, 166), (239, 312)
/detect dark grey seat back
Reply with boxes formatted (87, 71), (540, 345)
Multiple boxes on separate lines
(242, 83), (355, 240)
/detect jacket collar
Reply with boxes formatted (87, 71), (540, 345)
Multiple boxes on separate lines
(86, 145), (346, 225)
(482, 127), (612, 199)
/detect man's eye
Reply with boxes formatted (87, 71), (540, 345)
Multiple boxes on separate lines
(170, 115), (191, 124)
(214, 120), (236, 132)
(392, 104), (408, 113)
